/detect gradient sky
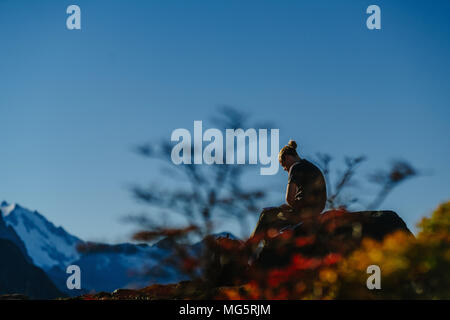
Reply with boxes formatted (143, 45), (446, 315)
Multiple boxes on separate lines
(1, 0), (449, 242)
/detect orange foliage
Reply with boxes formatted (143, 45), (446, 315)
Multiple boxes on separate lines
(220, 201), (450, 299)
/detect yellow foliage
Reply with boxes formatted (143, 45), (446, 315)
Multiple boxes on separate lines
(225, 201), (450, 300)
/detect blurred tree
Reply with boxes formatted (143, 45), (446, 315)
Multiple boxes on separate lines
(315, 154), (417, 211)
(126, 106), (419, 291)
(127, 106), (268, 285)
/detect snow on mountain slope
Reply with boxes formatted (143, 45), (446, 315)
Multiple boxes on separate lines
(1, 201), (82, 270)
(0, 202), (16, 216)
(0, 204), (32, 262)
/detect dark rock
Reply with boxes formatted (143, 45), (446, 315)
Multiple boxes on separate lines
(257, 209), (414, 269)
(0, 239), (64, 299)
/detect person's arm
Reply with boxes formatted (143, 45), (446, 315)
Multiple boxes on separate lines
(285, 182), (297, 207)
(280, 182), (303, 224)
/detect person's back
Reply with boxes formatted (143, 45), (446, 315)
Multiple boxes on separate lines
(288, 159), (327, 215)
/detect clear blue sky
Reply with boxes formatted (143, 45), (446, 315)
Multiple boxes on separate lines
(1, 0), (449, 242)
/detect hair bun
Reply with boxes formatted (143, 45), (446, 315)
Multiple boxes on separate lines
(288, 140), (297, 150)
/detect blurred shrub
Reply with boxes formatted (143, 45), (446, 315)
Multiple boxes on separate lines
(219, 201), (450, 299)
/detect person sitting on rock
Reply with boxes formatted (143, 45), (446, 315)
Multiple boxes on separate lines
(250, 140), (327, 242)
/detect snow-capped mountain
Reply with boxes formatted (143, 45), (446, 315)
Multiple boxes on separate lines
(0, 201), (82, 270)
(0, 200), (239, 294)
(0, 204), (31, 262)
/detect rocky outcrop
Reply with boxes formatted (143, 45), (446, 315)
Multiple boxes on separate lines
(256, 209), (413, 269)
(202, 209), (413, 285)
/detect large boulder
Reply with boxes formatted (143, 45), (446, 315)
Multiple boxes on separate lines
(197, 209), (413, 286)
(256, 209), (413, 269)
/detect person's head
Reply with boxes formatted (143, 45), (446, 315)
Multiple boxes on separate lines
(279, 140), (301, 172)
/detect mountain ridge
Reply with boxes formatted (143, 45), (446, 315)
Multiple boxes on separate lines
(0, 200), (238, 295)
(0, 206), (64, 299)
(1, 201), (82, 270)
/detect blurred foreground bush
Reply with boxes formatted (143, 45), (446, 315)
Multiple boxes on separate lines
(220, 201), (450, 299)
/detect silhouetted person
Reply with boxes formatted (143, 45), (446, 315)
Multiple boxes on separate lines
(250, 140), (327, 242)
